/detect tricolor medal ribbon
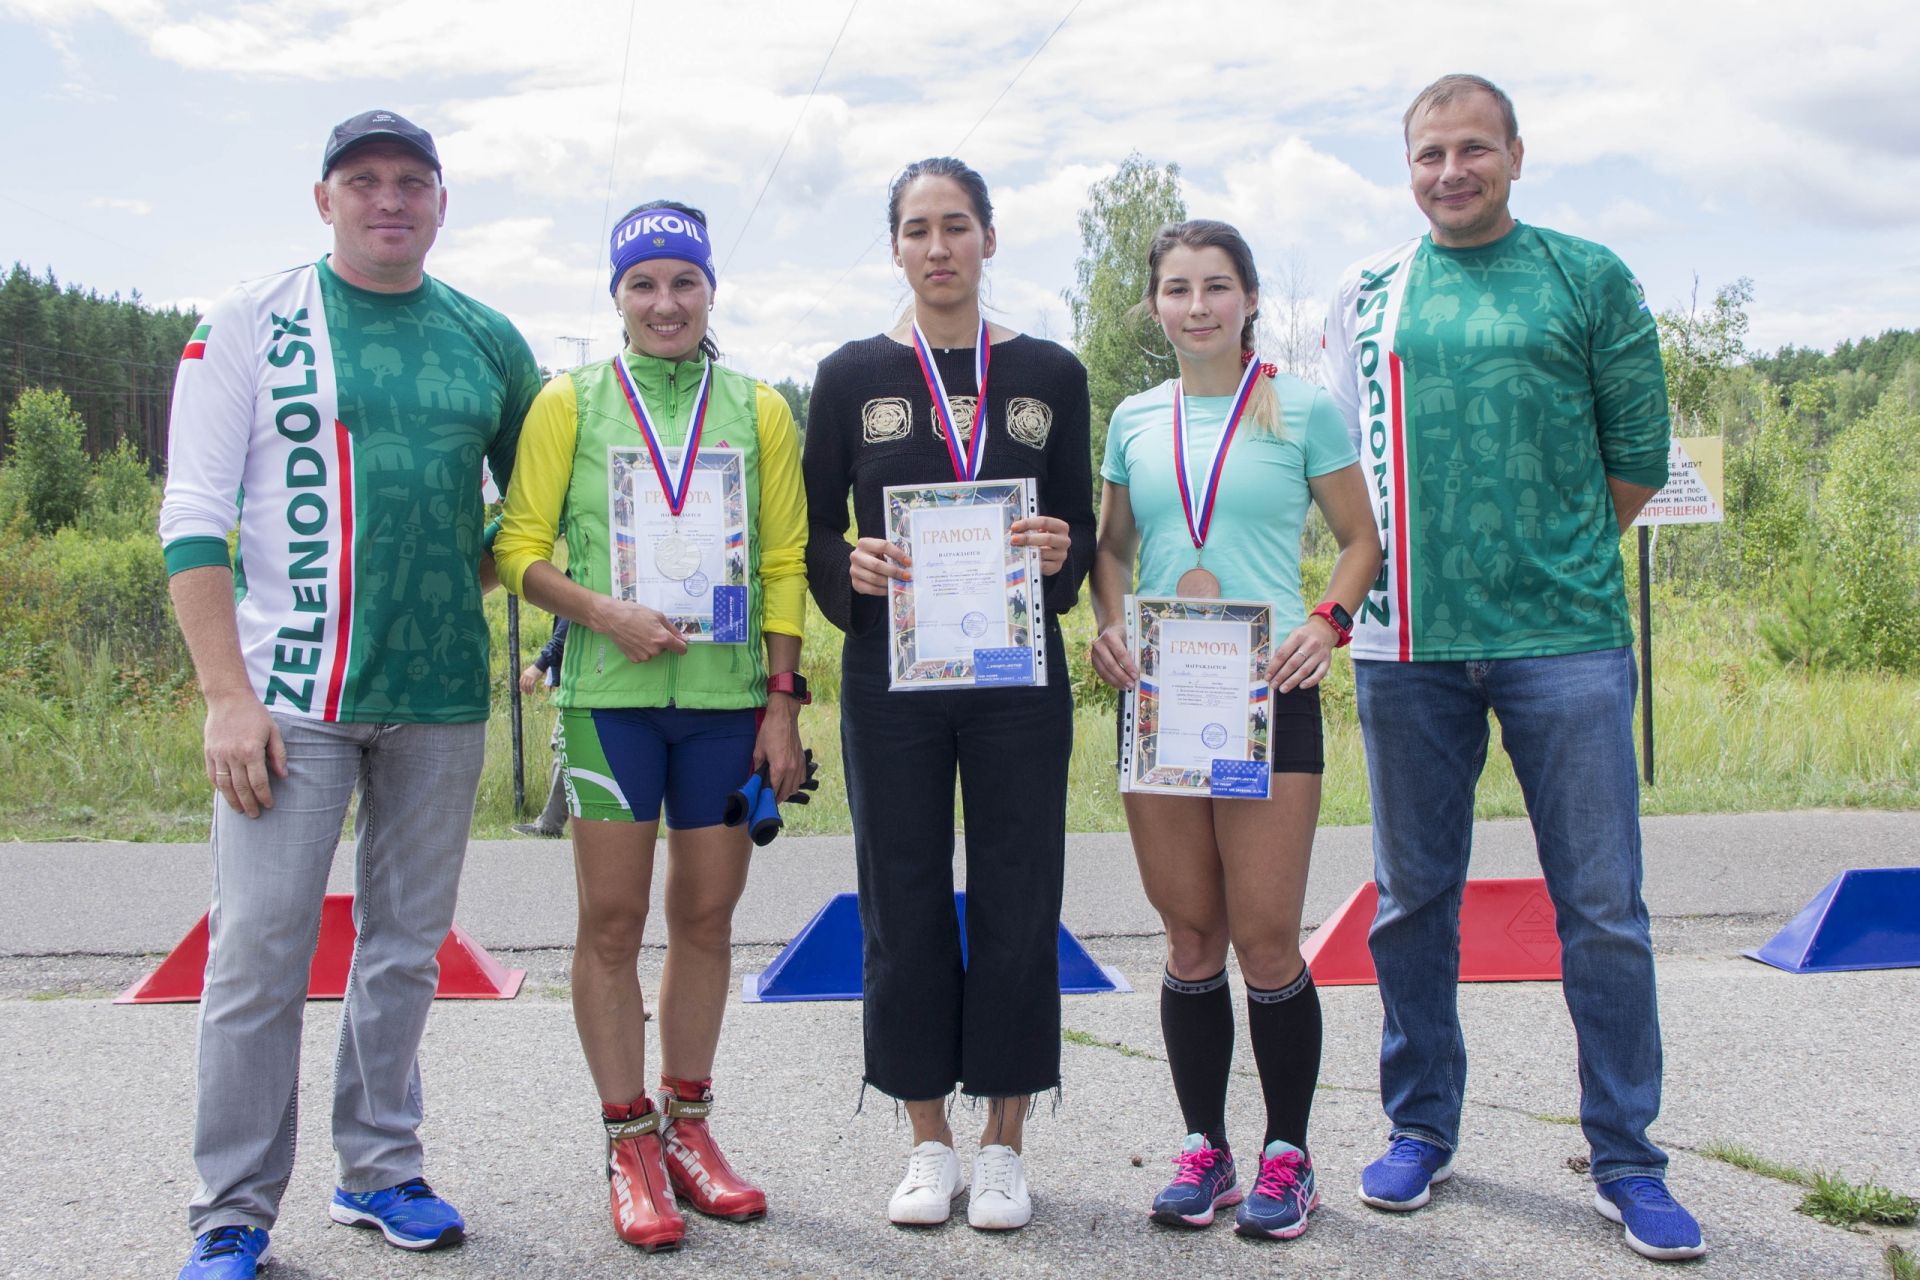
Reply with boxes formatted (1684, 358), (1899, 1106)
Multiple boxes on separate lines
(613, 352), (711, 516)
(1173, 355), (1263, 553)
(910, 317), (991, 482)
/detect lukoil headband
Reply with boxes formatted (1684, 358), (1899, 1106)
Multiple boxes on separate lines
(609, 209), (717, 294)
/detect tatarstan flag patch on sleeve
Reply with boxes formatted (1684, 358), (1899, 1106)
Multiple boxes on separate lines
(181, 322), (211, 360)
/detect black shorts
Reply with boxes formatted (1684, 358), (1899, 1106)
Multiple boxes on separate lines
(1115, 682), (1324, 776)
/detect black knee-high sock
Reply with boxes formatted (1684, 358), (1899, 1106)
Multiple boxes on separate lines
(1160, 968), (1233, 1152)
(1246, 967), (1322, 1151)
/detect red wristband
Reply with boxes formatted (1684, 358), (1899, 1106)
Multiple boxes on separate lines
(1310, 600), (1353, 648)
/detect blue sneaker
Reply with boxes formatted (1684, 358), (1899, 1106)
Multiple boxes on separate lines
(1149, 1133), (1242, 1227)
(1234, 1140), (1319, 1240)
(328, 1177), (466, 1251)
(1595, 1176), (1707, 1260)
(1358, 1135), (1455, 1210)
(177, 1225), (270, 1279)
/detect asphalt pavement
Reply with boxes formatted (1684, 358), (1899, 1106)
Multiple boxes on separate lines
(3, 810), (1917, 1278)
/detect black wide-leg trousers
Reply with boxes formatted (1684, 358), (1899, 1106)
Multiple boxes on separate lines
(840, 621), (1072, 1101)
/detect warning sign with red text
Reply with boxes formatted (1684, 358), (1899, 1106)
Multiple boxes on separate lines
(1636, 436), (1724, 526)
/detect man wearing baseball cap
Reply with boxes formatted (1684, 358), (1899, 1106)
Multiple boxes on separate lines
(159, 110), (542, 1279)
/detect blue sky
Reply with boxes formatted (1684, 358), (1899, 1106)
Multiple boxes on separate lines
(4, 0), (1916, 384)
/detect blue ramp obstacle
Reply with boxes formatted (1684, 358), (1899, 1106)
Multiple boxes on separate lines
(1745, 867), (1920, 974)
(743, 891), (1132, 1002)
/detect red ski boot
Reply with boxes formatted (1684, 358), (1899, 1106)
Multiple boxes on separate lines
(657, 1076), (768, 1221)
(603, 1100), (686, 1251)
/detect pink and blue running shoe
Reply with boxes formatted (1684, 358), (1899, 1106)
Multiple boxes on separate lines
(1150, 1133), (1242, 1227)
(1234, 1140), (1320, 1240)
(329, 1177), (466, 1251)
(176, 1225), (270, 1279)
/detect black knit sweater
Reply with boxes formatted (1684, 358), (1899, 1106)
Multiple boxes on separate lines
(802, 332), (1095, 638)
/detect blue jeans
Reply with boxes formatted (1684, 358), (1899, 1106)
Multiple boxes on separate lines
(1354, 648), (1667, 1183)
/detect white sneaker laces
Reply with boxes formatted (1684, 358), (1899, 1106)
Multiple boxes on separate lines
(901, 1146), (951, 1193)
(975, 1147), (1015, 1198)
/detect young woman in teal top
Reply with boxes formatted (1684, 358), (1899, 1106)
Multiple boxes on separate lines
(1088, 219), (1381, 1242)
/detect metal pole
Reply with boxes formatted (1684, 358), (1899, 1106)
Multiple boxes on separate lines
(507, 593), (525, 813)
(1638, 525), (1654, 787)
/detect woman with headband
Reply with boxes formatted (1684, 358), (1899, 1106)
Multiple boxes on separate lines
(1088, 220), (1379, 1241)
(494, 200), (808, 1253)
(802, 157), (1093, 1231)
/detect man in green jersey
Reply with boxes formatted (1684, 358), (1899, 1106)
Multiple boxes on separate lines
(159, 110), (542, 1280)
(1321, 75), (1704, 1261)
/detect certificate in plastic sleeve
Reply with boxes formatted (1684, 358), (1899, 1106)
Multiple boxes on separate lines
(883, 478), (1045, 691)
(1119, 595), (1273, 799)
(608, 444), (749, 643)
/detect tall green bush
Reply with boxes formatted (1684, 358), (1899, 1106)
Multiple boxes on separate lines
(86, 438), (158, 539)
(1817, 399), (1920, 671)
(6, 388), (91, 534)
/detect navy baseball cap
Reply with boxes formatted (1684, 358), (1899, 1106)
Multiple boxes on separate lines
(321, 109), (441, 178)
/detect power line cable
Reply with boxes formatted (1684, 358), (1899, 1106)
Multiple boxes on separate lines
(719, 0), (860, 278)
(581, 0), (641, 360)
(776, 0), (1086, 349)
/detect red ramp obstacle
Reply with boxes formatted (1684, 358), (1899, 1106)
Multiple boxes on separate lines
(1302, 877), (1562, 987)
(1745, 867), (1920, 974)
(743, 891), (1131, 1002)
(114, 893), (525, 1004)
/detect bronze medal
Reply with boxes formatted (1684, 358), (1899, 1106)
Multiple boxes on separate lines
(1176, 565), (1221, 599)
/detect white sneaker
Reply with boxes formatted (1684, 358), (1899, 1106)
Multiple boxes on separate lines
(967, 1144), (1032, 1230)
(888, 1140), (965, 1226)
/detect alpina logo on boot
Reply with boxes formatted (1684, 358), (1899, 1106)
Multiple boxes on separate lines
(611, 1160), (638, 1230)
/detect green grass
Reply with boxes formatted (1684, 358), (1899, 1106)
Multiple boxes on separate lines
(1061, 1027), (1159, 1061)
(1887, 1244), (1919, 1280)
(1700, 1141), (1918, 1229)
(1801, 1172), (1920, 1229)
(3, 590), (1918, 841)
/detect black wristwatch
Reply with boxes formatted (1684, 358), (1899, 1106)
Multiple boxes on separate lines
(767, 671), (812, 705)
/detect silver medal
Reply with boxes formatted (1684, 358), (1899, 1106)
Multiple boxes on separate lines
(653, 532), (702, 581)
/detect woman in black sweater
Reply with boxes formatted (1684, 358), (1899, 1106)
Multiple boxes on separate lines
(802, 156), (1094, 1232)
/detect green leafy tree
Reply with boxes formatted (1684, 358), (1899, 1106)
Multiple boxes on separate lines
(1064, 155), (1186, 467)
(87, 437), (159, 539)
(6, 387), (91, 533)
(1657, 275), (1753, 428)
(771, 377), (810, 438)
(1816, 397), (1920, 671)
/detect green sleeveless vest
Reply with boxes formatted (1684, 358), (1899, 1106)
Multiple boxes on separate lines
(556, 352), (768, 709)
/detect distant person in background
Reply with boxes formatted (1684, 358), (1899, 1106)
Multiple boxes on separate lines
(514, 613), (571, 838)
(1321, 74), (1698, 1262)
(157, 109), (542, 1280)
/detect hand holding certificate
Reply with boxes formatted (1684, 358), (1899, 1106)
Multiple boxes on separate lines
(883, 478), (1046, 690)
(1119, 595), (1274, 799)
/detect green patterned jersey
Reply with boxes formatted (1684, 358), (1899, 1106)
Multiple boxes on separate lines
(159, 257), (542, 722)
(1321, 223), (1670, 660)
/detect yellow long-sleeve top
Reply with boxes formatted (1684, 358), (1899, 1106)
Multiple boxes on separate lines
(495, 351), (806, 708)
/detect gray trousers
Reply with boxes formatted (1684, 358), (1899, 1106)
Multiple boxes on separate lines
(188, 715), (487, 1234)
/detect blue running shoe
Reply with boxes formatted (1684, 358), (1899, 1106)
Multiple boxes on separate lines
(1595, 1176), (1707, 1260)
(1235, 1140), (1319, 1240)
(1149, 1134), (1242, 1227)
(177, 1225), (270, 1279)
(329, 1177), (466, 1251)
(1358, 1136), (1455, 1210)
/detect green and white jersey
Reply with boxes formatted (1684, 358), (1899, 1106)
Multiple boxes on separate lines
(159, 257), (542, 722)
(1320, 223), (1670, 662)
